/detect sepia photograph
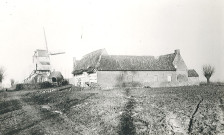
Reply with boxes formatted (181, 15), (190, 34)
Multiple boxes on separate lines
(0, 0), (224, 134)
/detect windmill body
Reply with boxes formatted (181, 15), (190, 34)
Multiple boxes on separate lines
(24, 49), (65, 83)
(23, 28), (65, 83)
(33, 49), (51, 71)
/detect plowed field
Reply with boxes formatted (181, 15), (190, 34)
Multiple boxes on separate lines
(0, 85), (224, 135)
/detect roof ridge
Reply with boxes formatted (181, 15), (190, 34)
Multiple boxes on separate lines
(82, 48), (105, 58)
(108, 53), (175, 57)
(158, 53), (175, 57)
(108, 55), (154, 57)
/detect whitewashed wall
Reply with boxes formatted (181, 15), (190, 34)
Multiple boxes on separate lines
(69, 72), (97, 87)
(188, 77), (200, 86)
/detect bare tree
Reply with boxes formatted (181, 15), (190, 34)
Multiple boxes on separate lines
(203, 65), (215, 84)
(0, 67), (5, 83)
(10, 79), (15, 87)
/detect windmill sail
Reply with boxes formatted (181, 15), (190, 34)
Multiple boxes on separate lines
(49, 52), (65, 55)
(43, 27), (48, 52)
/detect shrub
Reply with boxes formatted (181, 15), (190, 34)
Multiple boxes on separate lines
(61, 79), (69, 86)
(0, 67), (5, 83)
(203, 65), (215, 84)
(40, 81), (52, 89)
(89, 83), (101, 88)
(215, 82), (224, 86)
(200, 81), (224, 86)
(16, 84), (24, 90)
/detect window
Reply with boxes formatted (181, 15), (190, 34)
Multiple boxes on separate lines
(167, 75), (172, 82)
(154, 75), (158, 82)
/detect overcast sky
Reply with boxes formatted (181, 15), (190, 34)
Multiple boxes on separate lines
(0, 0), (223, 86)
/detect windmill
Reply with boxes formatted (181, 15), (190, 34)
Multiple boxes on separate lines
(24, 28), (65, 83)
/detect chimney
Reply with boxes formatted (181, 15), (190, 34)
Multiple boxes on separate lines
(174, 49), (180, 55)
(73, 57), (76, 69)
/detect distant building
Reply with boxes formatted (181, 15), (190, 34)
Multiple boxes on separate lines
(71, 49), (199, 88)
(188, 69), (200, 86)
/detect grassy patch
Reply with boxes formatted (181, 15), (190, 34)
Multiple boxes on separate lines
(0, 100), (22, 115)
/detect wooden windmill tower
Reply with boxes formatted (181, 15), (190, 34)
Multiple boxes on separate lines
(24, 28), (65, 83)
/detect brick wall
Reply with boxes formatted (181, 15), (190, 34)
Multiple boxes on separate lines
(97, 71), (189, 88)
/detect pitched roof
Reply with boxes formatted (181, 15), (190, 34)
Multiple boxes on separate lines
(72, 49), (107, 75)
(97, 54), (176, 71)
(188, 69), (199, 77)
(49, 71), (63, 79)
(72, 49), (177, 75)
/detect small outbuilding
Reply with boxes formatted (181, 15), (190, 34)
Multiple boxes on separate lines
(188, 69), (200, 86)
(49, 71), (63, 84)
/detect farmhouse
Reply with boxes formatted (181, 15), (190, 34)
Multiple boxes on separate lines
(71, 49), (199, 88)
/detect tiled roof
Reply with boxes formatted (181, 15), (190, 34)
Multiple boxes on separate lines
(188, 69), (199, 77)
(97, 54), (176, 71)
(74, 49), (106, 70)
(72, 49), (107, 75)
(72, 49), (177, 75)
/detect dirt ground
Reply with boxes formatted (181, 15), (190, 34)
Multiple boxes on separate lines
(0, 85), (224, 135)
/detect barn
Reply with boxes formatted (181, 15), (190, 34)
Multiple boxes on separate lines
(71, 49), (199, 88)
